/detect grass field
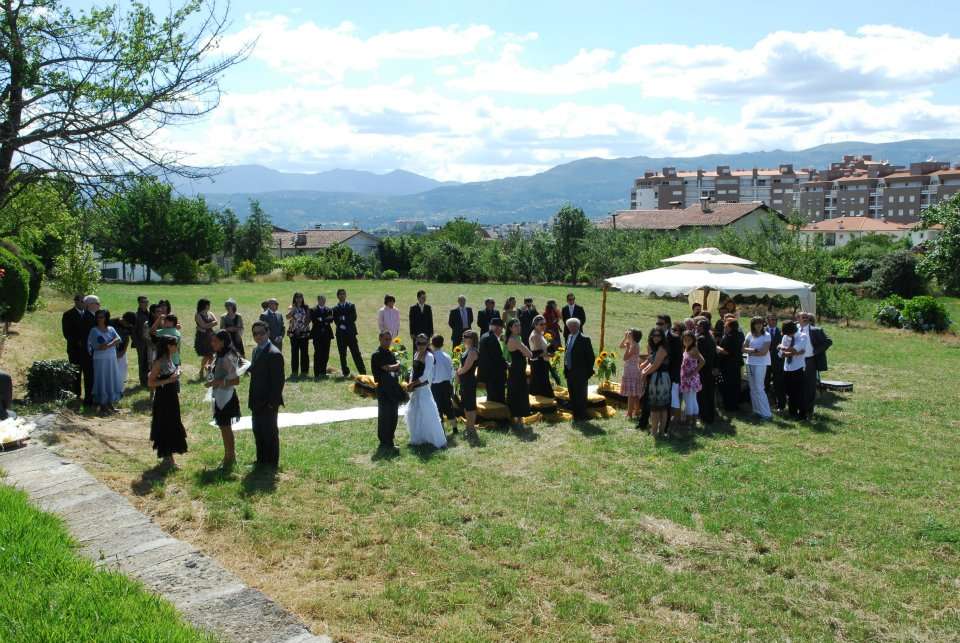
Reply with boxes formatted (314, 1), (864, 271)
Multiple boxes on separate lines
(0, 484), (217, 642)
(3, 279), (960, 641)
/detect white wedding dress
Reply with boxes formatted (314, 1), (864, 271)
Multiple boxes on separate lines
(404, 351), (448, 448)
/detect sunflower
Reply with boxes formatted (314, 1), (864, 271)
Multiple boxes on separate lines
(595, 357), (603, 366)
(544, 332), (553, 341)
(393, 337), (401, 344)
(454, 345), (463, 354)
(556, 346), (565, 353)
(599, 351), (608, 359)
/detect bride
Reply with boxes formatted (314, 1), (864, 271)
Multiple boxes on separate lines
(404, 334), (448, 449)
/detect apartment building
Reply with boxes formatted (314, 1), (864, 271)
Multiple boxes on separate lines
(634, 154), (960, 221)
(631, 164), (808, 212)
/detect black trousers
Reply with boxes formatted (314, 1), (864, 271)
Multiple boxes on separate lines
(719, 364), (741, 412)
(377, 396), (399, 447)
(312, 336), (331, 378)
(784, 368), (806, 419)
(803, 358), (818, 416)
(290, 336), (309, 376)
(135, 343), (150, 386)
(251, 409), (280, 466)
(698, 372), (716, 424)
(567, 374), (589, 419)
(0, 371), (12, 419)
(766, 361), (786, 410)
(336, 333), (366, 376)
(69, 351), (94, 405)
(485, 374), (506, 403)
(431, 381), (456, 420)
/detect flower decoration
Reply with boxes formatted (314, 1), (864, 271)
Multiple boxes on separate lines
(544, 332), (553, 342)
(595, 351), (617, 383)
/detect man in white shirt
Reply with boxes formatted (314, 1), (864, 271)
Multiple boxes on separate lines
(429, 335), (457, 432)
(779, 320), (809, 420)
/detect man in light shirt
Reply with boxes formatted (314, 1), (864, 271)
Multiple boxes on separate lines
(429, 335), (457, 433)
(779, 320), (808, 420)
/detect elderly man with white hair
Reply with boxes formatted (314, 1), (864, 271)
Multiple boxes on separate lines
(563, 317), (596, 420)
(61, 294), (98, 406)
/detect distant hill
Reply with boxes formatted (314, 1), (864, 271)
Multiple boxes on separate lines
(170, 165), (455, 196)
(193, 139), (960, 229)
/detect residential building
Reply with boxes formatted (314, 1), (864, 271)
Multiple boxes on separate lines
(799, 216), (942, 248)
(271, 227), (380, 258)
(598, 201), (784, 234)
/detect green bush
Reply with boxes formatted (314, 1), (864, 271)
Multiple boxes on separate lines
(52, 234), (100, 297)
(235, 259), (257, 282)
(165, 253), (198, 283)
(817, 283), (863, 324)
(872, 250), (925, 298)
(26, 359), (78, 403)
(849, 258), (875, 283)
(0, 240), (43, 309)
(0, 246), (30, 324)
(381, 269), (399, 280)
(900, 296), (951, 332)
(200, 262), (223, 283)
(874, 295), (905, 327)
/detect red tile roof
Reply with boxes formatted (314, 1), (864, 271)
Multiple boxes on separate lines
(799, 216), (937, 233)
(272, 229), (376, 250)
(599, 202), (780, 231)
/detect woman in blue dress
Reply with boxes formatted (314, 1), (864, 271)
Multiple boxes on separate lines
(87, 309), (124, 414)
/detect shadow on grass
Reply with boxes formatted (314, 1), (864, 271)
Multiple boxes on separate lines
(241, 465), (278, 496)
(571, 420), (606, 437)
(130, 397), (154, 414)
(407, 443), (448, 461)
(131, 462), (175, 496)
(194, 466), (239, 486)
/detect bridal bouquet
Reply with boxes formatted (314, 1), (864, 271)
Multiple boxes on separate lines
(390, 337), (411, 382)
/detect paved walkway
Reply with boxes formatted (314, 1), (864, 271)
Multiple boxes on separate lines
(0, 437), (329, 643)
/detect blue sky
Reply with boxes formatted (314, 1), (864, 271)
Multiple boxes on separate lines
(140, 0), (960, 181)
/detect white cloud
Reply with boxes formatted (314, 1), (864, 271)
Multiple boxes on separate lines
(218, 16), (494, 83)
(453, 25), (960, 100)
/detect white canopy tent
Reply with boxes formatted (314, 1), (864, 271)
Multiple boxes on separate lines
(597, 248), (816, 348)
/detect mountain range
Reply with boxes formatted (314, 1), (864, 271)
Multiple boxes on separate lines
(178, 139), (960, 229)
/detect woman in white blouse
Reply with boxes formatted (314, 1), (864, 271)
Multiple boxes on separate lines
(743, 316), (772, 420)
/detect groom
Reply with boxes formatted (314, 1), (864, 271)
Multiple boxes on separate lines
(371, 330), (404, 455)
(563, 318), (595, 420)
(249, 321), (285, 467)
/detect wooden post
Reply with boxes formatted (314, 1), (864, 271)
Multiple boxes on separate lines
(599, 284), (608, 351)
(702, 287), (710, 311)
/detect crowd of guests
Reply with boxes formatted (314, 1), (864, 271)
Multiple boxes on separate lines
(60, 289), (831, 467)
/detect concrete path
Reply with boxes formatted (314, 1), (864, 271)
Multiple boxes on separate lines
(0, 439), (329, 643)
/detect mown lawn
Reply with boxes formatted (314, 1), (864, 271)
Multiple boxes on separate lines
(3, 280), (960, 641)
(0, 484), (217, 642)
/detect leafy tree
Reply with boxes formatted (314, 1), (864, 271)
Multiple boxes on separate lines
(0, 0), (250, 206)
(379, 235), (421, 276)
(217, 208), (240, 259)
(918, 192), (960, 295)
(412, 239), (480, 283)
(552, 204), (590, 284)
(872, 249), (925, 299)
(0, 178), (76, 266)
(51, 233), (99, 297)
(234, 200), (274, 274)
(435, 217), (483, 246)
(94, 177), (223, 278)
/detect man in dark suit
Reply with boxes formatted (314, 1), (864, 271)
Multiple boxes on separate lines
(800, 312), (832, 418)
(447, 295), (473, 347)
(478, 317), (507, 403)
(333, 288), (365, 377)
(477, 298), (500, 335)
(764, 313), (785, 412)
(563, 318), (595, 420)
(561, 293), (586, 339)
(517, 297), (538, 346)
(371, 330), (404, 455)
(409, 290), (433, 342)
(61, 294), (96, 405)
(248, 321), (285, 468)
(133, 295), (152, 387)
(696, 318), (717, 425)
(310, 295), (334, 379)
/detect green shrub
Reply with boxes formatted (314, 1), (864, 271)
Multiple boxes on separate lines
(200, 262), (223, 283)
(874, 295), (905, 327)
(381, 269), (399, 280)
(235, 259), (257, 282)
(165, 253), (198, 283)
(0, 240), (43, 309)
(872, 250), (925, 298)
(849, 258), (875, 283)
(817, 283), (863, 324)
(0, 246), (30, 324)
(900, 296), (951, 332)
(27, 359), (78, 403)
(303, 257), (326, 279)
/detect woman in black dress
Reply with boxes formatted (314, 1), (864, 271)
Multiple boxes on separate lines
(528, 315), (554, 397)
(457, 330), (480, 437)
(505, 319), (533, 426)
(715, 318), (745, 413)
(148, 335), (187, 469)
(194, 298), (218, 379)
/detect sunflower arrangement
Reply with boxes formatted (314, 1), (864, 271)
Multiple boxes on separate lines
(595, 350), (617, 384)
(390, 337), (410, 381)
(451, 344), (464, 392)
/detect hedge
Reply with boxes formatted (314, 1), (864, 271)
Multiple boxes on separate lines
(0, 246), (30, 324)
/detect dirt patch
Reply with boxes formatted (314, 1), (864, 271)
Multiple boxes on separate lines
(638, 515), (724, 552)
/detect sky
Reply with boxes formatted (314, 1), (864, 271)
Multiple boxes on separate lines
(140, 0), (960, 181)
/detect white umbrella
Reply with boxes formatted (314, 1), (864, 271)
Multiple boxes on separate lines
(660, 246), (755, 265)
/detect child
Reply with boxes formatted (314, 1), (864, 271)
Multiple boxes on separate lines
(679, 330), (705, 432)
(429, 335), (457, 433)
